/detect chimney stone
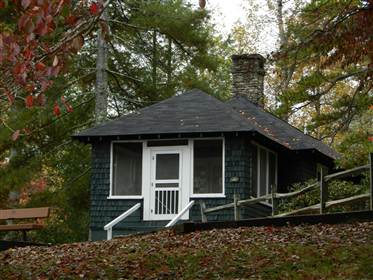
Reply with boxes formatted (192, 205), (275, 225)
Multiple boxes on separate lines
(231, 54), (265, 107)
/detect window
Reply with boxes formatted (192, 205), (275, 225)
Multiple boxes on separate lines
(253, 145), (277, 198)
(156, 154), (179, 180)
(147, 140), (188, 147)
(193, 139), (223, 195)
(111, 142), (143, 197)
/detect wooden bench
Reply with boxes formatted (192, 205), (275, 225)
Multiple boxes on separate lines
(0, 207), (50, 241)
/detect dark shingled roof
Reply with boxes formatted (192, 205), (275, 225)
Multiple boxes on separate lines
(74, 89), (338, 159)
(226, 96), (338, 159)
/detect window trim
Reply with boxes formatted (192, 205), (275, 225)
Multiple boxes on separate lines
(108, 140), (145, 200)
(254, 143), (278, 200)
(108, 138), (226, 200)
(190, 137), (226, 198)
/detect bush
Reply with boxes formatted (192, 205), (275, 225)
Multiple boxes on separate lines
(278, 175), (369, 214)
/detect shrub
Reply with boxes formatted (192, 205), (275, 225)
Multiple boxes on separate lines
(278, 175), (369, 214)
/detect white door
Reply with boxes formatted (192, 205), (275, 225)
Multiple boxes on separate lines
(145, 147), (190, 220)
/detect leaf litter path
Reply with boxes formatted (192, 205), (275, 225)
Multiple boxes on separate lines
(1, 222), (373, 279)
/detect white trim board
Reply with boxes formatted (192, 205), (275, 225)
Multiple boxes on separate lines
(255, 144), (278, 199)
(108, 138), (226, 222)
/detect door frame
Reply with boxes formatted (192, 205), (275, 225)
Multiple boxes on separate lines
(143, 145), (190, 221)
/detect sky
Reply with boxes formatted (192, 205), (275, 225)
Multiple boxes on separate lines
(202, 0), (279, 55)
(208, 0), (247, 34)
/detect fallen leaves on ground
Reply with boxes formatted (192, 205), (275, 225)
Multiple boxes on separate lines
(1, 222), (373, 279)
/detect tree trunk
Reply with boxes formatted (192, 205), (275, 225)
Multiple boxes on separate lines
(152, 30), (157, 91)
(95, 2), (109, 124)
(167, 37), (172, 86)
(275, 0), (293, 121)
(276, 0), (286, 48)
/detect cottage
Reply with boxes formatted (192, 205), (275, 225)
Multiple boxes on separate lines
(73, 54), (338, 240)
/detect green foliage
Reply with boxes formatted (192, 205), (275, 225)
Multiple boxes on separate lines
(336, 109), (373, 169)
(0, 0), (232, 244)
(265, 0), (373, 168)
(91, 0), (232, 116)
(278, 177), (369, 214)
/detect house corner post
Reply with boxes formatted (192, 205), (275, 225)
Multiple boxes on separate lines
(271, 184), (277, 217)
(234, 193), (240, 221)
(369, 153), (373, 211)
(320, 168), (327, 214)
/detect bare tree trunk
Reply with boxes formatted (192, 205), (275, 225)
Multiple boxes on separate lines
(275, 0), (294, 121)
(95, 3), (109, 124)
(167, 37), (172, 86)
(152, 30), (157, 91)
(276, 0), (286, 48)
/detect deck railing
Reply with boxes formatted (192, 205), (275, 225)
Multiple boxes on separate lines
(165, 200), (195, 228)
(104, 203), (141, 240)
(200, 153), (373, 221)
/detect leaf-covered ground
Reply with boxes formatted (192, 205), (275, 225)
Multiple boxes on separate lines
(1, 222), (372, 279)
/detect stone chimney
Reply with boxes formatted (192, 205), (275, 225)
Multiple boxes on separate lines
(231, 54), (265, 107)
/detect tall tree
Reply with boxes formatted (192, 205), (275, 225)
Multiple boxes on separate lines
(274, 0), (373, 166)
(0, 0), (231, 242)
(95, 0), (109, 123)
(231, 0), (303, 108)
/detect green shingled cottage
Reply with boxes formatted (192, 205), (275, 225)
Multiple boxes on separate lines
(73, 54), (338, 241)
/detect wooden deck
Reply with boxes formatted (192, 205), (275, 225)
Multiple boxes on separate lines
(173, 210), (373, 234)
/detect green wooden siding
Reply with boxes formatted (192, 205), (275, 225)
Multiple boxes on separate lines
(89, 136), (270, 241)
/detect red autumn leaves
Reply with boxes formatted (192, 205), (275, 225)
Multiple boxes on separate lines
(0, 0), (103, 112)
(0, 0), (100, 142)
(0, 1), (73, 111)
(0, 1), (104, 141)
(24, 94), (73, 116)
(89, 2), (102, 15)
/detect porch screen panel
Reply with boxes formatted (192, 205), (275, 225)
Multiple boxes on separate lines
(112, 143), (142, 196)
(268, 152), (276, 193)
(259, 148), (267, 196)
(156, 154), (179, 180)
(193, 140), (223, 194)
(252, 146), (258, 197)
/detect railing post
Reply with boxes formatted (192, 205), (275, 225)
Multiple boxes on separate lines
(271, 184), (277, 216)
(104, 203), (141, 240)
(369, 153), (373, 211)
(107, 227), (112, 241)
(234, 193), (240, 221)
(320, 168), (327, 214)
(200, 201), (207, 223)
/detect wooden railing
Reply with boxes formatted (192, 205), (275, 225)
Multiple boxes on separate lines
(165, 200), (195, 228)
(104, 203), (141, 240)
(200, 153), (373, 221)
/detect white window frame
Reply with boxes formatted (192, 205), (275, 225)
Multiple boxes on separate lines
(254, 142), (278, 199)
(190, 137), (225, 198)
(108, 140), (146, 200)
(108, 137), (226, 201)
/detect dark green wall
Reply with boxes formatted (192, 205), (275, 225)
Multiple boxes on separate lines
(89, 136), (271, 241)
(277, 150), (334, 192)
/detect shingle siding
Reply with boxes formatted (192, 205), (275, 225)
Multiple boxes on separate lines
(90, 136), (271, 241)
(277, 151), (328, 192)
